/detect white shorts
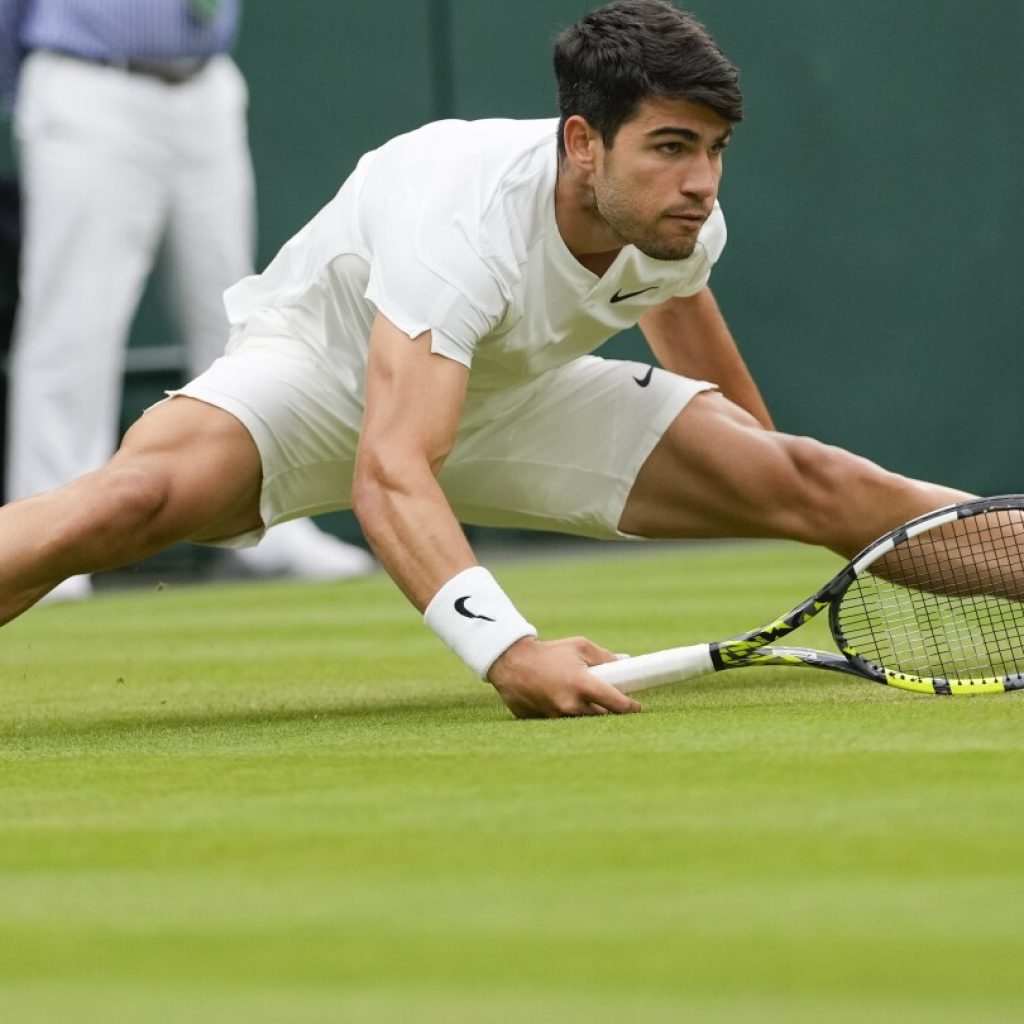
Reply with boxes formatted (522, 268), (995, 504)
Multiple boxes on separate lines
(172, 332), (714, 546)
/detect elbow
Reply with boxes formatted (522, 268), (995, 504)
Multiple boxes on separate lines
(351, 448), (426, 542)
(351, 457), (387, 538)
(352, 435), (450, 541)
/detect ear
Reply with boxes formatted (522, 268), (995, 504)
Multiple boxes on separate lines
(562, 115), (601, 172)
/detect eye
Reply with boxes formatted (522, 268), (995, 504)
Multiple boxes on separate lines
(657, 141), (684, 156)
(710, 138), (731, 156)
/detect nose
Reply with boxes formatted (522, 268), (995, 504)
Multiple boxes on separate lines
(681, 152), (718, 201)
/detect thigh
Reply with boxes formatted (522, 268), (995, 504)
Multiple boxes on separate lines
(618, 390), (797, 539)
(440, 356), (713, 538)
(172, 332), (363, 542)
(115, 395), (264, 546)
(616, 390), (963, 552)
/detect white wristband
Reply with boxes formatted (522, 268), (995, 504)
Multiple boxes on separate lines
(424, 566), (538, 679)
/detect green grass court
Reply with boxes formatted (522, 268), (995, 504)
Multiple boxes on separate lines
(2, 540), (1023, 1022)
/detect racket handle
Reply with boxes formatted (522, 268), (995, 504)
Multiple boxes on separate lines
(589, 643), (715, 694)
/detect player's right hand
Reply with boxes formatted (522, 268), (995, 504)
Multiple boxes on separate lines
(487, 635), (643, 719)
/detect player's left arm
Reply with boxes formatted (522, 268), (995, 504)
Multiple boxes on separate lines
(639, 285), (774, 430)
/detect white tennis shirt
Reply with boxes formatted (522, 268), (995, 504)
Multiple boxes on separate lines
(223, 117), (727, 395)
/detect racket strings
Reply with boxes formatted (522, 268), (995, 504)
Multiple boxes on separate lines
(836, 510), (1024, 680)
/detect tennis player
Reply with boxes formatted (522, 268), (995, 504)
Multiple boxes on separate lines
(0, 0), (968, 717)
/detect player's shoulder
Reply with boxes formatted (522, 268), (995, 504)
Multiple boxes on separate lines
(375, 117), (556, 160)
(360, 117), (557, 270)
(365, 117), (557, 198)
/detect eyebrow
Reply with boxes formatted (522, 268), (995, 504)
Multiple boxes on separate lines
(645, 126), (733, 146)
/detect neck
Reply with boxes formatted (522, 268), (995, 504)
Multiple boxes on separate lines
(554, 157), (623, 276)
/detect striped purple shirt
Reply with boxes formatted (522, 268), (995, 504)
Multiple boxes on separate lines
(0, 0), (240, 105)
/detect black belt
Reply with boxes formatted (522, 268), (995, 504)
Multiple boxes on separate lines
(47, 50), (211, 85)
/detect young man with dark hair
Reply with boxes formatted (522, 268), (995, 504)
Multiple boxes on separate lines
(0, 1), (967, 717)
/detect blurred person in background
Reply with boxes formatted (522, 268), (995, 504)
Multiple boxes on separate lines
(0, 0), (375, 601)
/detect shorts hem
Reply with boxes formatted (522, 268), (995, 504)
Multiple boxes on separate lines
(607, 377), (716, 539)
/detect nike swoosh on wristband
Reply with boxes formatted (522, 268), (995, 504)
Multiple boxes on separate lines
(610, 286), (657, 303)
(454, 596), (496, 621)
(633, 365), (654, 387)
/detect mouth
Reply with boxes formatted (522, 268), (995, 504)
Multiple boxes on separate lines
(664, 210), (708, 229)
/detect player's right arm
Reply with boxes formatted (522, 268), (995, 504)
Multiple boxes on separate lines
(352, 313), (641, 719)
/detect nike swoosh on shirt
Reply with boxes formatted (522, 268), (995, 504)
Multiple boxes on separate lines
(633, 365), (655, 387)
(610, 287), (657, 303)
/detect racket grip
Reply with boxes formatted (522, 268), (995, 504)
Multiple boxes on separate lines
(589, 643), (715, 694)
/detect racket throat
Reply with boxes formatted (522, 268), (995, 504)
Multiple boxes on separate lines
(708, 641), (729, 672)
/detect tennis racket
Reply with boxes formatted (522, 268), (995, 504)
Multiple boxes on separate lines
(591, 494), (1024, 696)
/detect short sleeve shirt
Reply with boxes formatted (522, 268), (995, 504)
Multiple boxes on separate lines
(223, 117), (727, 395)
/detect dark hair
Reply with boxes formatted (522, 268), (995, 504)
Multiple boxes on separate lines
(553, 0), (743, 154)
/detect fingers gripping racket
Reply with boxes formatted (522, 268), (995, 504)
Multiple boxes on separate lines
(591, 495), (1024, 697)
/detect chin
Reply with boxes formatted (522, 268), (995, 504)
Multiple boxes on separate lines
(638, 241), (698, 262)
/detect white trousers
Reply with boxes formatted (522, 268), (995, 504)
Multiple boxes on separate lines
(6, 50), (255, 500)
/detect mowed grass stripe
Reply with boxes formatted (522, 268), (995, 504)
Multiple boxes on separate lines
(1, 540), (1023, 1022)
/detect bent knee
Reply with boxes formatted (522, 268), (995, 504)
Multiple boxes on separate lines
(28, 461), (181, 573)
(59, 463), (174, 548)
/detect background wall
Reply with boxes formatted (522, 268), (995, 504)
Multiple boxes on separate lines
(55, 2), (1024, 509)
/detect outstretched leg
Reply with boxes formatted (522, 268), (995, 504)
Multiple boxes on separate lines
(618, 391), (969, 555)
(0, 397), (263, 623)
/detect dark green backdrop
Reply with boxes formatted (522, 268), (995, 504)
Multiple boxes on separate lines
(118, 0), (1021, 505)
